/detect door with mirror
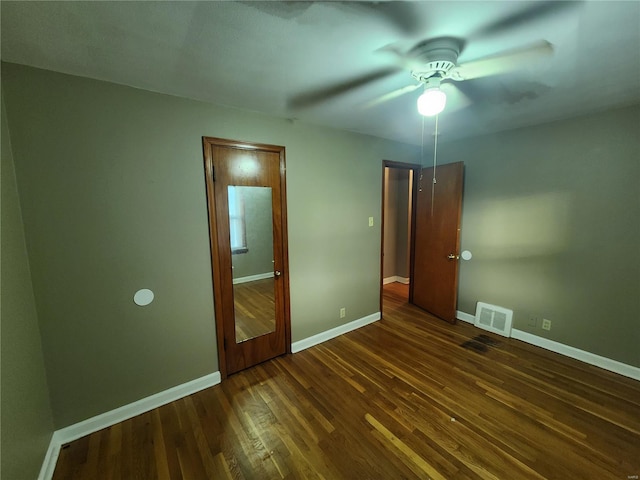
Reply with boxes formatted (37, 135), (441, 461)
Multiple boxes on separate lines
(203, 137), (291, 377)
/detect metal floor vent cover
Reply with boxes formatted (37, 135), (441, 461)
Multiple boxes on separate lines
(474, 302), (513, 338)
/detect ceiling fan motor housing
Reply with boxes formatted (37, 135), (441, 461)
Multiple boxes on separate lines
(410, 37), (463, 83)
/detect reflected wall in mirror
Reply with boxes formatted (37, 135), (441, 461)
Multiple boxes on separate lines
(228, 186), (276, 343)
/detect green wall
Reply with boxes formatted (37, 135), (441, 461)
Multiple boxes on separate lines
(442, 104), (640, 367)
(1, 92), (54, 479)
(2, 63), (419, 428)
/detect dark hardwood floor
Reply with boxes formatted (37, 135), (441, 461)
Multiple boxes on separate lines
(53, 283), (640, 479)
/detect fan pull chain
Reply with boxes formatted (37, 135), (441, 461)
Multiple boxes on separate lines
(431, 114), (439, 216)
(419, 114), (425, 192)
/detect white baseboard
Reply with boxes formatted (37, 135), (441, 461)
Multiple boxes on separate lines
(456, 310), (475, 324)
(38, 433), (60, 480)
(456, 311), (639, 381)
(510, 329), (640, 381)
(233, 272), (273, 284)
(39, 371), (221, 480)
(291, 312), (381, 353)
(383, 276), (410, 285)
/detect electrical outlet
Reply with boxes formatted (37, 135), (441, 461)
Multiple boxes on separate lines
(340, 307), (346, 318)
(368, 217), (374, 227)
(528, 315), (539, 328)
(542, 319), (552, 331)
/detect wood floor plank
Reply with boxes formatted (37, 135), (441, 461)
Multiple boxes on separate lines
(150, 409), (171, 480)
(53, 283), (640, 479)
(366, 412), (451, 480)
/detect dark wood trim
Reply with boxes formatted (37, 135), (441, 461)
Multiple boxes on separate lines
(202, 138), (228, 378)
(203, 136), (286, 153)
(382, 160), (422, 169)
(278, 148), (292, 353)
(380, 160), (420, 315)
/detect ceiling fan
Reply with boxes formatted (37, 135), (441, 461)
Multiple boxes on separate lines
(376, 36), (553, 116)
(288, 1), (578, 116)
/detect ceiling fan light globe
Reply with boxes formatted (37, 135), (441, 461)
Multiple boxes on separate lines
(417, 88), (447, 116)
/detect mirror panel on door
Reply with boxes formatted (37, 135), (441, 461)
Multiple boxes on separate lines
(228, 185), (276, 343)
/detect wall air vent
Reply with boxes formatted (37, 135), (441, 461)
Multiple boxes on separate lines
(474, 302), (513, 338)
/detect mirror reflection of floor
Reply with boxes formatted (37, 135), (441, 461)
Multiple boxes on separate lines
(233, 278), (276, 342)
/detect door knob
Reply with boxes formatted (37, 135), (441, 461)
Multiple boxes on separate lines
(274, 270), (282, 277)
(447, 254), (459, 260)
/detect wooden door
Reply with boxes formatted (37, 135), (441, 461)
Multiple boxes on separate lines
(203, 137), (291, 377)
(411, 161), (464, 323)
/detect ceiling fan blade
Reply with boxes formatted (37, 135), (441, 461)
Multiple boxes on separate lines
(451, 40), (553, 81)
(375, 43), (425, 71)
(441, 83), (472, 113)
(239, 1), (313, 19)
(451, 80), (486, 106)
(470, 1), (581, 38)
(288, 67), (400, 110)
(361, 84), (422, 109)
(453, 76), (552, 107)
(342, 2), (423, 36)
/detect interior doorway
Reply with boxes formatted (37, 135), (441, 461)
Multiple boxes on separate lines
(380, 160), (419, 311)
(380, 159), (464, 324)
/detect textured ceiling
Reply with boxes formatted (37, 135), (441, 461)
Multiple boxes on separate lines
(2, 1), (639, 144)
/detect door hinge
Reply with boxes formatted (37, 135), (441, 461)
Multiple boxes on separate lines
(223, 337), (227, 350)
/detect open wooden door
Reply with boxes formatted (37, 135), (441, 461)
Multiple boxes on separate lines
(411, 161), (464, 323)
(203, 137), (291, 377)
